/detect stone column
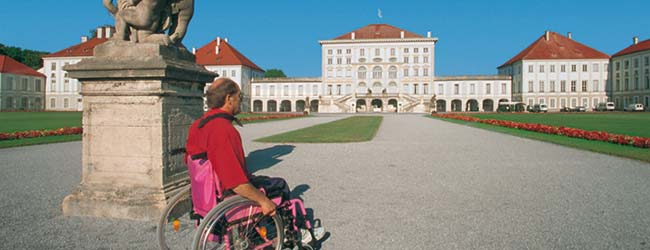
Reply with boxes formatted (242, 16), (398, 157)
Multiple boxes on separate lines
(62, 41), (217, 221)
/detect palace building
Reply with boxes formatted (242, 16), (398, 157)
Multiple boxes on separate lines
(609, 36), (650, 110)
(498, 31), (610, 111)
(251, 24), (512, 113)
(0, 55), (46, 111)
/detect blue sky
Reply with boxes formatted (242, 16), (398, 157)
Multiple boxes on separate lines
(1, 0), (648, 76)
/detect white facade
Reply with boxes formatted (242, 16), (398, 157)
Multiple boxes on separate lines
(0, 72), (45, 111)
(42, 57), (85, 111)
(250, 78), (322, 112)
(434, 76), (512, 112)
(609, 38), (650, 110)
(499, 59), (609, 111)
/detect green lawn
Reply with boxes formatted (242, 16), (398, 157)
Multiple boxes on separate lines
(236, 113), (306, 124)
(431, 116), (650, 163)
(256, 116), (383, 143)
(0, 112), (82, 133)
(468, 113), (650, 137)
(0, 134), (81, 149)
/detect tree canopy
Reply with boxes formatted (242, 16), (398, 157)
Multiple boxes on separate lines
(263, 69), (287, 78)
(0, 43), (49, 70)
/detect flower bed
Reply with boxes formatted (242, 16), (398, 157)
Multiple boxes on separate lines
(432, 114), (650, 148)
(0, 127), (83, 141)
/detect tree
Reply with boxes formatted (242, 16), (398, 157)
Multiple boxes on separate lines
(0, 43), (49, 69)
(263, 69), (286, 78)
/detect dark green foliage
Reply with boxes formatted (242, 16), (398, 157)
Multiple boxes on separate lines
(263, 69), (287, 78)
(0, 43), (49, 69)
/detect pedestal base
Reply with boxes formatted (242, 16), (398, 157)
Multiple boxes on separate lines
(62, 185), (165, 221)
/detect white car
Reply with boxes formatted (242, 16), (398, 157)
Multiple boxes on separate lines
(625, 103), (644, 112)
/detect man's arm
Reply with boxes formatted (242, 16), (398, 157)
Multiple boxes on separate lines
(232, 182), (277, 216)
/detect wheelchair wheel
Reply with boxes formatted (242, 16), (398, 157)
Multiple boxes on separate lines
(192, 196), (284, 250)
(157, 186), (194, 250)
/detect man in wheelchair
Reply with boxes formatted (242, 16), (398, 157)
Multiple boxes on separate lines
(185, 78), (323, 249)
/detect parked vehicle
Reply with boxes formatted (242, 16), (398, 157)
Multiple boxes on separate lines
(624, 103), (644, 112)
(571, 106), (586, 112)
(560, 106), (571, 112)
(595, 102), (615, 111)
(532, 104), (548, 113)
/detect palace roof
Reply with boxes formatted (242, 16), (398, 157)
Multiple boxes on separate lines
(0, 55), (46, 78)
(195, 38), (263, 71)
(333, 24), (423, 40)
(43, 38), (109, 58)
(612, 39), (650, 58)
(499, 31), (609, 68)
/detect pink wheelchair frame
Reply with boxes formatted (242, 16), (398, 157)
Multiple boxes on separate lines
(187, 155), (316, 249)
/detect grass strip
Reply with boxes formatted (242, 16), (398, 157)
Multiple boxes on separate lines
(431, 116), (650, 163)
(256, 116), (383, 143)
(0, 112), (82, 133)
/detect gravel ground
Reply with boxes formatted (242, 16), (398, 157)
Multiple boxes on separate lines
(1, 113), (649, 250)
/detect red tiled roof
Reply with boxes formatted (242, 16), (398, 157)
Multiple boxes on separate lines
(0, 55), (46, 78)
(195, 39), (263, 71)
(42, 38), (108, 58)
(499, 31), (609, 68)
(612, 39), (650, 58)
(333, 24), (423, 40)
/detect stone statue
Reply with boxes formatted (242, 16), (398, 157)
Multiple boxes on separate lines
(103, 0), (194, 46)
(430, 94), (437, 113)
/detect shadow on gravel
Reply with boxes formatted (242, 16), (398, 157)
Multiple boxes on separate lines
(246, 145), (295, 173)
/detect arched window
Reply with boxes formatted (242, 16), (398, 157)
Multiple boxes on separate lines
(373, 82), (382, 88)
(373, 66), (382, 79)
(389, 66), (397, 79)
(358, 82), (367, 88)
(357, 66), (367, 79)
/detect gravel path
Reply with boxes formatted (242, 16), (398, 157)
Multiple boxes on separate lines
(1, 114), (649, 249)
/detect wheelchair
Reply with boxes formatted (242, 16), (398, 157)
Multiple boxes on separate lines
(157, 179), (321, 250)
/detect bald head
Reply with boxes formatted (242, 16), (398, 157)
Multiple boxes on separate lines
(206, 78), (240, 110)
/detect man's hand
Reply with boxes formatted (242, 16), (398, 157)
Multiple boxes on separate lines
(259, 199), (277, 216)
(232, 182), (277, 216)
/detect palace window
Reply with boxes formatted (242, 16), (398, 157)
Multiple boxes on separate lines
(327, 58), (332, 65)
(390, 48), (395, 56)
(423, 83), (428, 94)
(413, 56), (419, 64)
(528, 81), (533, 92)
(528, 65), (533, 73)
(404, 48), (409, 53)
(423, 67), (429, 76)
(550, 80), (555, 92)
(360, 49), (365, 56)
(403, 67), (409, 77)
(561, 65), (566, 72)
(51, 63), (56, 71)
(486, 83), (491, 94)
(454, 84), (459, 95)
(346, 49), (351, 54)
(470, 84), (475, 95)
(593, 63), (599, 72)
(337, 49), (342, 55)
(423, 48), (428, 53)
(501, 83), (507, 94)
(312, 85), (318, 95)
(346, 58), (351, 64)
(283, 85), (289, 96)
(625, 60), (629, 69)
(581, 80), (587, 92)
(327, 49), (332, 55)
(22, 78), (28, 91)
(64, 98), (69, 109)
(539, 65), (544, 73)
(255, 86), (260, 96)
(561, 80), (566, 92)
(582, 64), (588, 72)
(35, 80), (41, 92)
(269, 86), (275, 96)
(571, 81), (577, 92)
(372, 66), (382, 79)
(413, 84), (418, 94)
(645, 56), (649, 66)
(414, 48), (419, 53)
(358, 66), (367, 79)
(388, 66), (397, 79)
(571, 64), (577, 72)
(438, 84), (444, 95)
(403, 57), (409, 63)
(539, 81), (545, 92)
(413, 68), (419, 76)
(423, 56), (429, 63)
(327, 85), (332, 95)
(375, 48), (380, 56)
(550, 65), (555, 72)
(593, 80), (599, 92)
(634, 58), (639, 68)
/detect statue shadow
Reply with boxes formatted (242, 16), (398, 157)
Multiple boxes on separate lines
(246, 145), (295, 174)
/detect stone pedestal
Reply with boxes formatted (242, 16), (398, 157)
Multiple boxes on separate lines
(62, 41), (217, 221)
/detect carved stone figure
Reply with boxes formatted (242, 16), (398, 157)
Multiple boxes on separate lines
(102, 0), (194, 46)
